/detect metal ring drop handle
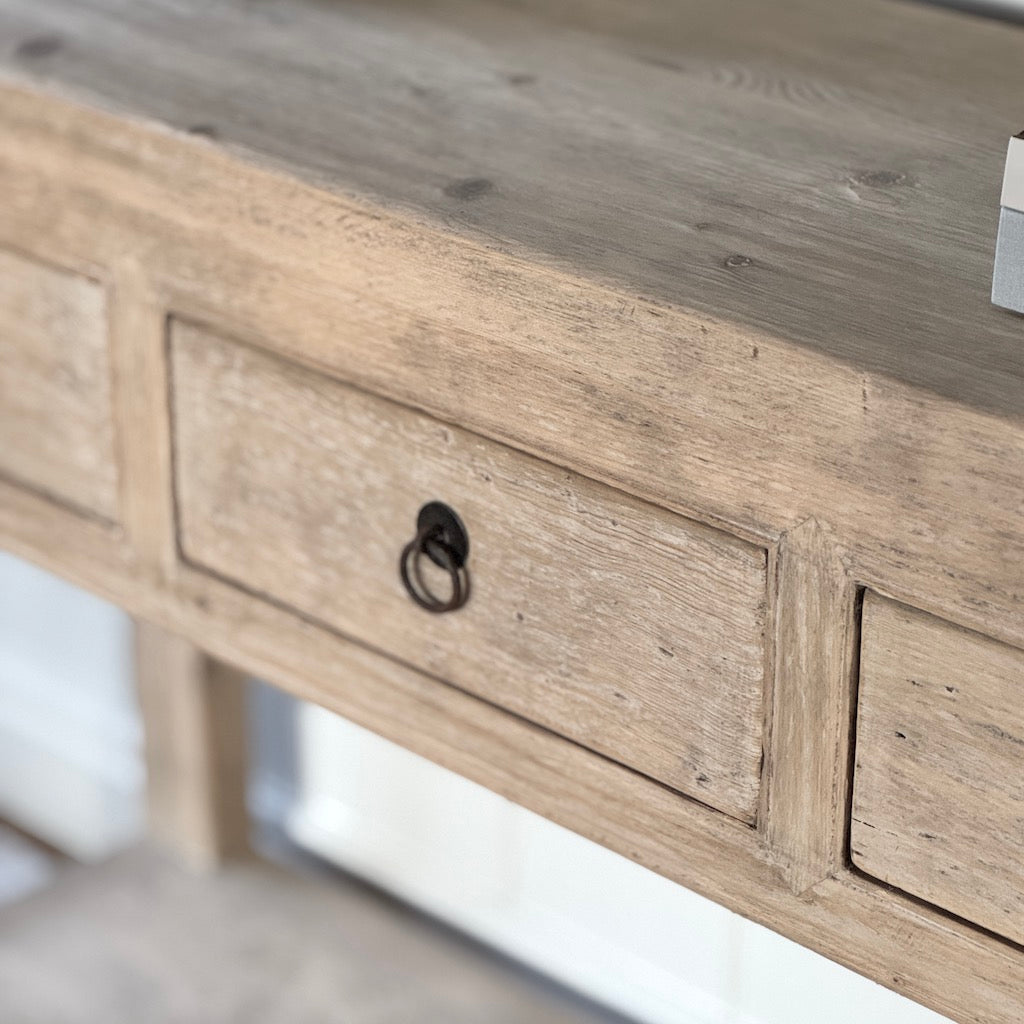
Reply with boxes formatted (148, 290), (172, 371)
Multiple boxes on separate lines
(399, 503), (471, 613)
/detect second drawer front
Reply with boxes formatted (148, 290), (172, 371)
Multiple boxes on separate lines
(852, 593), (1024, 944)
(171, 322), (768, 823)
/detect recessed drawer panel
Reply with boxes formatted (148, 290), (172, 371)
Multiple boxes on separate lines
(0, 249), (117, 519)
(852, 593), (1024, 944)
(171, 321), (768, 822)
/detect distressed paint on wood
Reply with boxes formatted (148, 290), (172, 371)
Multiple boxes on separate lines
(852, 594), (1024, 947)
(171, 322), (768, 823)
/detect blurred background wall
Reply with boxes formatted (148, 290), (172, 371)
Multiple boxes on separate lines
(0, 551), (952, 1024)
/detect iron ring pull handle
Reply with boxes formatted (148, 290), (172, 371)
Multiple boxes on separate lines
(399, 502), (471, 613)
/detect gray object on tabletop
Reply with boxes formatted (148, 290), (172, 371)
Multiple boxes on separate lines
(992, 132), (1024, 312)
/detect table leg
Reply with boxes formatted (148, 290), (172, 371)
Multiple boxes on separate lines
(134, 620), (249, 870)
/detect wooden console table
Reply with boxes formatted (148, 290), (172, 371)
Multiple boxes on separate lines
(1, 1), (1021, 1021)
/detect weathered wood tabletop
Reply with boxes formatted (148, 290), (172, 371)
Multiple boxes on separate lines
(2, 0), (1022, 418)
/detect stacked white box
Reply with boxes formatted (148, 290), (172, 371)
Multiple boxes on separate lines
(992, 134), (1024, 311)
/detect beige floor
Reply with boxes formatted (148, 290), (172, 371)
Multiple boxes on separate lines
(0, 842), (635, 1023)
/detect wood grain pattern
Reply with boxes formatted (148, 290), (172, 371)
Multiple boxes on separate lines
(0, 86), (1021, 659)
(0, 247), (117, 519)
(853, 593), (1024, 947)
(136, 621), (250, 870)
(171, 322), (768, 823)
(3, 480), (1022, 1024)
(763, 519), (855, 894)
(0, 0), (1022, 421)
(0, 3), (1021, 1018)
(2, 479), (1024, 1024)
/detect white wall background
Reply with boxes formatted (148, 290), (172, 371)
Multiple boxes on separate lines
(0, 551), (953, 1024)
(0, 554), (142, 860)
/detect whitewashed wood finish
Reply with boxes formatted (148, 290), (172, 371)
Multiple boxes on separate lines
(172, 322), (768, 823)
(852, 594), (1024, 947)
(135, 621), (250, 870)
(0, 247), (117, 520)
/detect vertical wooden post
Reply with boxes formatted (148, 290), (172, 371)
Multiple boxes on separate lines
(135, 620), (250, 870)
(112, 258), (250, 869)
(108, 262), (178, 584)
(763, 518), (856, 895)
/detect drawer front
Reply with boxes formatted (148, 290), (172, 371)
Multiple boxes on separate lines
(0, 249), (117, 519)
(852, 593), (1024, 944)
(171, 322), (768, 822)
